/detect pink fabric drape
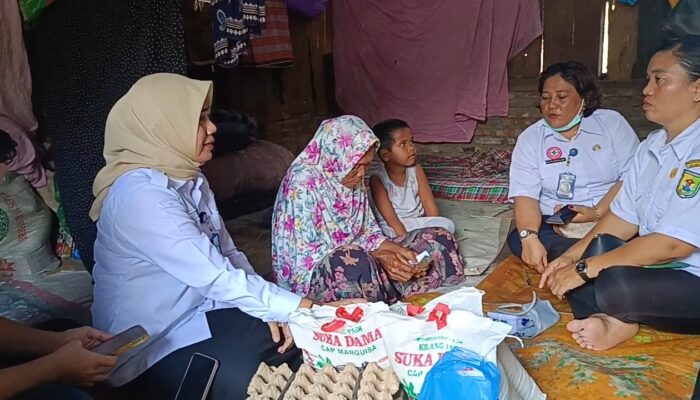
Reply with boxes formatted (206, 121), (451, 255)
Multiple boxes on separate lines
(333, 0), (542, 143)
(1, 0), (48, 188)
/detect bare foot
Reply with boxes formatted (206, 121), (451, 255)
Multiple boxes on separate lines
(566, 314), (639, 351)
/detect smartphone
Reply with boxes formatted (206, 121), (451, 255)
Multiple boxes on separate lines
(174, 353), (220, 400)
(413, 251), (431, 269)
(545, 206), (578, 225)
(91, 325), (149, 356)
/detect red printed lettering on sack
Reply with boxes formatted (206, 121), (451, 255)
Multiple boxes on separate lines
(393, 352), (445, 367)
(313, 331), (343, 346)
(312, 328), (383, 348)
(344, 328), (382, 347)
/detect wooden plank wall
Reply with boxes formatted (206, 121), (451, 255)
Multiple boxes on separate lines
(607, 2), (639, 81)
(508, 0), (641, 81)
(183, 0), (650, 152)
(183, 3), (334, 154)
(632, 0), (671, 78)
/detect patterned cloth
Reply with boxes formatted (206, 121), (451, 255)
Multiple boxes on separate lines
(469, 256), (700, 400)
(212, 0), (266, 68)
(308, 227), (465, 304)
(420, 151), (511, 203)
(0, 278), (90, 326)
(35, 0), (186, 272)
(242, 0), (294, 68)
(271, 116), (385, 296)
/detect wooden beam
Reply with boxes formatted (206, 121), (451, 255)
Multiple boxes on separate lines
(607, 1), (639, 81)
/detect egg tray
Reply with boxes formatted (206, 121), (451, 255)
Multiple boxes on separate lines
(246, 362), (404, 400)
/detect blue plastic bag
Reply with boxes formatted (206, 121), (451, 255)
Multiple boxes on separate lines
(616, 0), (638, 5)
(418, 348), (500, 400)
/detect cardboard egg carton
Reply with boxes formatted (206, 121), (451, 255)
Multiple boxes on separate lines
(246, 362), (402, 400)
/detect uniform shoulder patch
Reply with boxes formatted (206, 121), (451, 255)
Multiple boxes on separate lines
(685, 159), (700, 169)
(676, 169), (700, 198)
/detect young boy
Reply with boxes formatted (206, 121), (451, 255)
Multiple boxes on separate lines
(369, 119), (455, 238)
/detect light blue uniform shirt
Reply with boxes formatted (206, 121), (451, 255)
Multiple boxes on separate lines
(611, 117), (700, 278)
(509, 109), (639, 215)
(92, 168), (302, 386)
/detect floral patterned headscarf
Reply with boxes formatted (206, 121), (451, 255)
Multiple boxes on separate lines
(271, 115), (386, 295)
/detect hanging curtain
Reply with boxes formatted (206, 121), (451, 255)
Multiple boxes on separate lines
(332, 0), (542, 143)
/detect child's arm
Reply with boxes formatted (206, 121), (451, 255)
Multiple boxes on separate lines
(415, 165), (439, 216)
(369, 175), (408, 236)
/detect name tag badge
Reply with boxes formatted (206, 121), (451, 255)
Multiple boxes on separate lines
(556, 172), (576, 200)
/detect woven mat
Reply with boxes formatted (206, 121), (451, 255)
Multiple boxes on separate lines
(420, 152), (510, 203)
(478, 257), (700, 400)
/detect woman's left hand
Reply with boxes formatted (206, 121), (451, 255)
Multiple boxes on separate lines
(569, 205), (599, 223)
(546, 264), (586, 299)
(268, 322), (294, 353)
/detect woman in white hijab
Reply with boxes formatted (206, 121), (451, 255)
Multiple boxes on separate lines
(89, 73), (318, 399)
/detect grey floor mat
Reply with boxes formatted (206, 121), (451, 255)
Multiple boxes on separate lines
(229, 200), (513, 279)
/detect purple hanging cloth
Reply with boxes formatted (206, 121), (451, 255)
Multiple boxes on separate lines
(333, 0), (542, 143)
(286, 0), (328, 18)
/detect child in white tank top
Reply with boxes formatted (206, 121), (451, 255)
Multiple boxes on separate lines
(369, 119), (455, 238)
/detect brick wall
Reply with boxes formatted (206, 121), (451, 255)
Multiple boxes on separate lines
(417, 79), (659, 156)
(260, 80), (658, 157)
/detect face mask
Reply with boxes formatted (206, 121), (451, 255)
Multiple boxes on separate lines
(543, 101), (585, 133)
(487, 293), (560, 338)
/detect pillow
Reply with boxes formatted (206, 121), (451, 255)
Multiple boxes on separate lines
(202, 140), (294, 204)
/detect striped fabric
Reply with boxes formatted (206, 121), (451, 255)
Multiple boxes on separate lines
(243, 0), (294, 67)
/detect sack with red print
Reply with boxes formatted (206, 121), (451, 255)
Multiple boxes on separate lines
(384, 289), (513, 399)
(288, 302), (405, 369)
(0, 173), (59, 277)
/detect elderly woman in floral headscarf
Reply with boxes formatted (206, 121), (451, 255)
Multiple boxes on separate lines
(271, 115), (465, 303)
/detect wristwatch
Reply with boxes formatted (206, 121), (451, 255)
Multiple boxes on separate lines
(519, 229), (538, 240)
(575, 259), (591, 282)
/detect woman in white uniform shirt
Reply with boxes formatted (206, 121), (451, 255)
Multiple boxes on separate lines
(89, 73), (320, 399)
(507, 61), (640, 272)
(543, 26), (700, 350)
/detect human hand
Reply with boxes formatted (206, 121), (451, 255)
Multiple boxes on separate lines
(568, 205), (599, 223)
(396, 247), (429, 278)
(268, 322), (295, 354)
(540, 254), (576, 288)
(396, 246), (418, 265)
(546, 264), (586, 299)
(47, 340), (117, 386)
(326, 298), (368, 306)
(372, 250), (415, 282)
(57, 327), (113, 351)
(521, 237), (548, 273)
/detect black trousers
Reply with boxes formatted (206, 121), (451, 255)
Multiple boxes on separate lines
(566, 266), (700, 333)
(123, 308), (302, 400)
(506, 216), (579, 263)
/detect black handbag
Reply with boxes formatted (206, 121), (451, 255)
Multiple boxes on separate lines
(581, 233), (626, 259)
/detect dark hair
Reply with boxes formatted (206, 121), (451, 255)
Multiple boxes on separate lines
(538, 61), (602, 117)
(209, 109), (260, 156)
(0, 129), (17, 164)
(371, 119), (410, 151)
(660, 15), (700, 81)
